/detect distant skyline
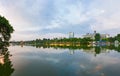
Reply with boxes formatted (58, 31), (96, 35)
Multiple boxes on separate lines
(0, 0), (120, 40)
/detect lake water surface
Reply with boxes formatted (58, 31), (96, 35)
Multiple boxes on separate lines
(8, 45), (120, 76)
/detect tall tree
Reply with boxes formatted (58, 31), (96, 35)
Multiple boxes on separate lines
(0, 16), (14, 46)
(95, 33), (101, 41)
(116, 34), (120, 42)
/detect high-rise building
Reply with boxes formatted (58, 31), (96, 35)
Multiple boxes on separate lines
(83, 31), (109, 39)
(69, 32), (74, 38)
(94, 30), (96, 34)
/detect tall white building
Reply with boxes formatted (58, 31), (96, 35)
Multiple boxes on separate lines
(69, 32), (74, 38)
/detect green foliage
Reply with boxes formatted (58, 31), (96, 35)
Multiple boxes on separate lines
(107, 37), (115, 42)
(24, 37), (94, 46)
(0, 16), (14, 43)
(95, 33), (100, 41)
(0, 47), (14, 76)
(116, 34), (120, 42)
(95, 47), (101, 54)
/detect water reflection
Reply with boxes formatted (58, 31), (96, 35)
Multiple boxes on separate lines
(29, 45), (120, 56)
(9, 45), (120, 76)
(0, 46), (14, 76)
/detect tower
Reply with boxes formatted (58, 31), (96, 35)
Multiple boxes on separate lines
(94, 30), (96, 34)
(69, 32), (74, 38)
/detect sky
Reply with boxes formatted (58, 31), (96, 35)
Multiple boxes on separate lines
(0, 0), (120, 40)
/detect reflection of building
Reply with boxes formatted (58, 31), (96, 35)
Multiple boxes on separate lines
(69, 32), (74, 38)
(83, 31), (109, 39)
(83, 48), (110, 56)
(69, 50), (74, 55)
(114, 40), (119, 47)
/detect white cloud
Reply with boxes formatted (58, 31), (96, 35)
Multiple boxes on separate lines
(90, 0), (120, 34)
(45, 20), (61, 29)
(39, 33), (67, 39)
(55, 2), (88, 25)
(49, 1), (106, 29)
(0, 0), (47, 40)
(0, 1), (39, 31)
(91, 13), (120, 32)
(11, 32), (68, 40)
(1, 0), (120, 40)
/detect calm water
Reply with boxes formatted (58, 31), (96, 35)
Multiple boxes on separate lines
(7, 45), (120, 76)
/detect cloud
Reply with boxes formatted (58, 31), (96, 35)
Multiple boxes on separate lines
(39, 33), (68, 39)
(0, 0), (120, 40)
(12, 32), (68, 40)
(90, 0), (120, 34)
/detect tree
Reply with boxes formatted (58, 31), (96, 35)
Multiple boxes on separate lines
(95, 33), (101, 41)
(108, 37), (115, 43)
(0, 16), (14, 46)
(0, 47), (14, 75)
(116, 34), (120, 42)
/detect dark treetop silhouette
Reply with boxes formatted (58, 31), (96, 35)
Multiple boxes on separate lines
(0, 15), (14, 47)
(0, 15), (14, 76)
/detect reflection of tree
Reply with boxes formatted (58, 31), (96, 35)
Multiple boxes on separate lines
(0, 46), (14, 76)
(114, 45), (120, 52)
(30, 44), (120, 55)
(95, 47), (101, 55)
(69, 49), (75, 55)
(35, 45), (93, 50)
(105, 45), (120, 52)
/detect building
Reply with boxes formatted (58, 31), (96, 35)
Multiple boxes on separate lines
(83, 31), (109, 40)
(83, 31), (96, 39)
(83, 33), (95, 39)
(69, 32), (74, 38)
(100, 34), (109, 39)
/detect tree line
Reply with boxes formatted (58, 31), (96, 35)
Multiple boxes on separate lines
(19, 33), (120, 46)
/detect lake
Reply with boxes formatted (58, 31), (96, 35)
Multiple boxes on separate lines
(6, 45), (120, 76)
